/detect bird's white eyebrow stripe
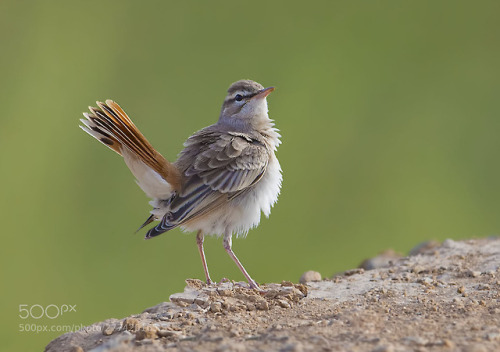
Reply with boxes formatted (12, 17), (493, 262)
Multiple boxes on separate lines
(225, 91), (258, 103)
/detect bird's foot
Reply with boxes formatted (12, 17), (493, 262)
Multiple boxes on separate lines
(215, 278), (263, 291)
(247, 279), (263, 292)
(230, 279), (264, 291)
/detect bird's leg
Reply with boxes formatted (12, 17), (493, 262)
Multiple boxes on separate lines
(223, 233), (261, 290)
(196, 230), (213, 285)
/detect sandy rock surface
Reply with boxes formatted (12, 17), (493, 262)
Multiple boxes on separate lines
(45, 238), (500, 352)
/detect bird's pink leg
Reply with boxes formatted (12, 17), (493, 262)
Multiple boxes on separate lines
(223, 233), (261, 290)
(196, 231), (213, 285)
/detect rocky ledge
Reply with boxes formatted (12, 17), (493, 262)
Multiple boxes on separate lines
(46, 238), (500, 352)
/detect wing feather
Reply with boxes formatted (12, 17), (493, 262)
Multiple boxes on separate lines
(144, 131), (270, 238)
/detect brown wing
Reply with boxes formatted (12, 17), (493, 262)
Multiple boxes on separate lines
(144, 131), (269, 238)
(185, 132), (269, 193)
(80, 100), (181, 190)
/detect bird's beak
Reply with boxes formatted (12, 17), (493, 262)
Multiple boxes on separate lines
(253, 87), (275, 99)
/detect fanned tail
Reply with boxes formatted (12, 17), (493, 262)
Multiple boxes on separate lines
(80, 100), (182, 200)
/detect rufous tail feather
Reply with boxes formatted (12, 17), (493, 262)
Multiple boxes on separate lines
(80, 100), (181, 191)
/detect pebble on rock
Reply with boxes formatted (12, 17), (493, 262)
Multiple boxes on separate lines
(360, 250), (403, 270)
(299, 271), (322, 283)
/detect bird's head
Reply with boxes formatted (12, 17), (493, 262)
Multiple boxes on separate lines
(219, 80), (274, 127)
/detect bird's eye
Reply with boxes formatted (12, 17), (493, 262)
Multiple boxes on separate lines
(235, 94), (243, 102)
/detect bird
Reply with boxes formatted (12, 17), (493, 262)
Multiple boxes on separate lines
(79, 79), (282, 290)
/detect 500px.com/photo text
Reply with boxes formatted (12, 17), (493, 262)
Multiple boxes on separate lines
(19, 323), (100, 334)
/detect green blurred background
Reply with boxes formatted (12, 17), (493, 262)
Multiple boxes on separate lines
(1, 0), (499, 350)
